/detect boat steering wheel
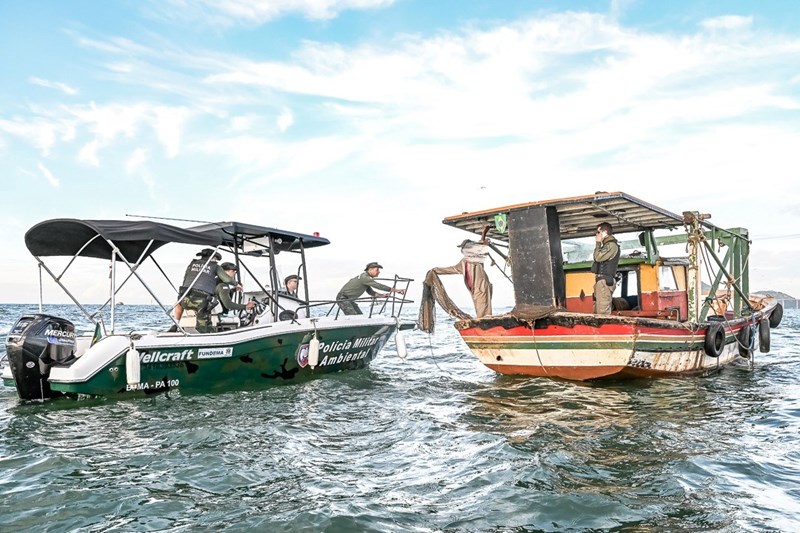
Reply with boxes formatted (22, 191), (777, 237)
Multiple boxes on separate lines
(239, 299), (266, 326)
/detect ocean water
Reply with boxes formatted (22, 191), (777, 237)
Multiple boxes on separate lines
(1, 304), (798, 532)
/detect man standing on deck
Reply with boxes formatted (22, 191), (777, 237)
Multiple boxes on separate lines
(430, 239), (493, 318)
(591, 222), (620, 315)
(336, 262), (406, 315)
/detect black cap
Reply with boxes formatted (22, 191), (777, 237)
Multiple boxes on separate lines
(284, 274), (301, 284)
(365, 262), (383, 271)
(220, 262), (237, 271)
(197, 248), (222, 260)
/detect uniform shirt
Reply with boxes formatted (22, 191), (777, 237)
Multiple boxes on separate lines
(593, 237), (619, 263)
(338, 272), (392, 299)
(215, 283), (248, 311)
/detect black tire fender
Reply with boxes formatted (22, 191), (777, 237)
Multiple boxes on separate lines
(737, 323), (752, 358)
(759, 318), (771, 353)
(769, 303), (783, 329)
(704, 322), (725, 358)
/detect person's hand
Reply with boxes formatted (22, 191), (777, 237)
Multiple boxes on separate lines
(246, 301), (256, 309)
(235, 284), (243, 292)
(394, 288), (406, 295)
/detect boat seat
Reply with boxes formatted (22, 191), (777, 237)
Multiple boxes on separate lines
(179, 310), (199, 333)
(208, 301), (240, 330)
(212, 312), (240, 331)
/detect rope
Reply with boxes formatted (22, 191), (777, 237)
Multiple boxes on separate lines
(426, 333), (445, 372)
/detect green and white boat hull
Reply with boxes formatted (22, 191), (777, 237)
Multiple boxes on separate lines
(41, 316), (406, 398)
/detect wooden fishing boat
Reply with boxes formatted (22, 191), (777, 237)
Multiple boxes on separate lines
(432, 192), (783, 380)
(3, 219), (413, 400)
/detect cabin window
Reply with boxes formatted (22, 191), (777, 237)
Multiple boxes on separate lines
(659, 265), (678, 291)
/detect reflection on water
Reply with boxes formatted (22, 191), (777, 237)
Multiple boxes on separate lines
(0, 305), (798, 531)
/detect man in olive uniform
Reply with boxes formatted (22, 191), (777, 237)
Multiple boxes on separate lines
(336, 262), (405, 315)
(215, 263), (256, 315)
(591, 222), (620, 315)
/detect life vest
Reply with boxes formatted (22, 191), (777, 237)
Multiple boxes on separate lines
(591, 237), (620, 285)
(181, 258), (218, 295)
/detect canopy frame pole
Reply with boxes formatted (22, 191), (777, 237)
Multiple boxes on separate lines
(268, 235), (280, 319)
(102, 238), (178, 331)
(35, 257), (96, 323)
(109, 249), (116, 333)
(38, 263), (43, 313)
(299, 241), (310, 318)
(55, 234), (102, 280)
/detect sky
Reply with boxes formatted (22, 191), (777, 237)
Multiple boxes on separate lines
(1, 0), (799, 309)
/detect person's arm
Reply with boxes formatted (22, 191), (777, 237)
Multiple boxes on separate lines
(431, 262), (464, 275)
(216, 284), (251, 311)
(593, 240), (619, 263)
(360, 273), (405, 296)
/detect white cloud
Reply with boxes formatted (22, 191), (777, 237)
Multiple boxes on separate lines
(78, 140), (100, 166)
(127, 148), (148, 174)
(277, 108), (294, 132)
(149, 0), (395, 25)
(0, 117), (59, 155)
(701, 15), (753, 31)
(152, 106), (191, 158)
(29, 77), (78, 96)
(37, 162), (59, 187)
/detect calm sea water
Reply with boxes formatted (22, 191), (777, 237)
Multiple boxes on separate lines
(1, 304), (798, 532)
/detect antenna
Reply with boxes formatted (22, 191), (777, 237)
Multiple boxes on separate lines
(126, 214), (212, 224)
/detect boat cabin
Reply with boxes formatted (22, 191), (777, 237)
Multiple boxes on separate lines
(563, 256), (688, 321)
(442, 192), (752, 324)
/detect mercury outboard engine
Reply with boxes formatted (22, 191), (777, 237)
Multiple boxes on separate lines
(5, 314), (76, 401)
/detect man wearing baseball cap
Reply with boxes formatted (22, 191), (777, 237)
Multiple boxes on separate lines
(282, 274), (301, 297)
(214, 263), (256, 323)
(336, 262), (405, 315)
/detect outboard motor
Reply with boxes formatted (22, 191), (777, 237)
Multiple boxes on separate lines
(5, 314), (76, 401)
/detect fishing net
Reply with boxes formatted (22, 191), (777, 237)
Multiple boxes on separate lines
(417, 269), (473, 333)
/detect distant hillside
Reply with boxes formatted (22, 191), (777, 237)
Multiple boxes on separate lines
(752, 290), (796, 300)
(701, 283), (795, 300)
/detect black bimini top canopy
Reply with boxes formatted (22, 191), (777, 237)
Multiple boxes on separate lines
(25, 219), (222, 261)
(443, 191), (688, 241)
(190, 221), (330, 252)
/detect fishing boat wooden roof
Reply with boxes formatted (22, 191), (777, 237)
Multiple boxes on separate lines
(443, 191), (689, 240)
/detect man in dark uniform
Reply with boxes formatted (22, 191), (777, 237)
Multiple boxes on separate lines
(591, 222), (620, 315)
(178, 248), (234, 332)
(336, 262), (405, 315)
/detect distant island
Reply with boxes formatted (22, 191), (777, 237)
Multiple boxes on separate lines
(753, 290), (798, 309)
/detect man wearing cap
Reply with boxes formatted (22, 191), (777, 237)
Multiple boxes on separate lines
(282, 274), (301, 297)
(336, 262), (406, 315)
(215, 263), (256, 325)
(175, 248), (238, 327)
(430, 239), (492, 318)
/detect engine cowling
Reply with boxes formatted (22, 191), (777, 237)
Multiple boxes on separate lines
(5, 314), (76, 401)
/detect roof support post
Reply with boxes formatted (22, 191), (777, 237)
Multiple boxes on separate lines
(508, 206), (565, 309)
(685, 215), (702, 324)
